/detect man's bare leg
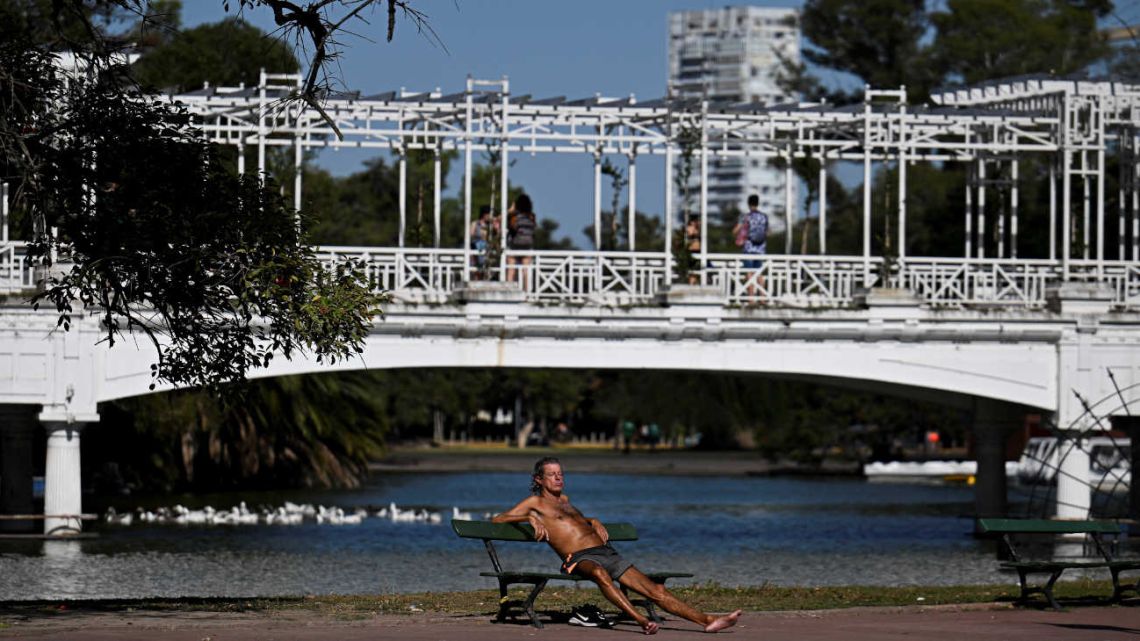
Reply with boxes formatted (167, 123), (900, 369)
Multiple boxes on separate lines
(575, 561), (659, 634)
(617, 567), (741, 632)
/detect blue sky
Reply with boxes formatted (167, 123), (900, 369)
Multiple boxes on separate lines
(181, 1), (811, 244)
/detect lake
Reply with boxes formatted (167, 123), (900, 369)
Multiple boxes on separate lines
(0, 472), (1017, 600)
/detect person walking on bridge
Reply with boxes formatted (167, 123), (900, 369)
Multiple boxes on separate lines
(733, 194), (767, 300)
(492, 457), (742, 634)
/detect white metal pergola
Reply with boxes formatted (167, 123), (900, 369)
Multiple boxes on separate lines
(3, 73), (1139, 308)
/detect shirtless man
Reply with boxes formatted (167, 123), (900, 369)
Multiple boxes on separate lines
(492, 457), (742, 635)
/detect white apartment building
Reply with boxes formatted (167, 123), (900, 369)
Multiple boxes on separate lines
(668, 6), (800, 232)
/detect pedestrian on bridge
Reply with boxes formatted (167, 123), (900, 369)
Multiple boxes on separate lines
(507, 194), (537, 288)
(471, 205), (493, 279)
(733, 194), (768, 301)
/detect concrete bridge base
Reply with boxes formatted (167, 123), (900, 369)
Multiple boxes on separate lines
(42, 422), (84, 536)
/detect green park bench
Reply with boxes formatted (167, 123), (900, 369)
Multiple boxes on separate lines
(452, 519), (693, 628)
(977, 518), (1140, 610)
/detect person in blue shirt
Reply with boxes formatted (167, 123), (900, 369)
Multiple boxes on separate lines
(732, 194), (767, 300)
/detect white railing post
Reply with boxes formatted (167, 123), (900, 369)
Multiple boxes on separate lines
(628, 149), (637, 252)
(1133, 132), (1139, 261)
(1011, 154), (1019, 259)
(862, 86), (872, 285)
(664, 120), (675, 280)
(1095, 102), (1105, 278)
(818, 156), (827, 255)
(463, 76), (474, 282)
(1049, 156), (1056, 262)
(977, 158), (987, 259)
(500, 77), (510, 281)
(784, 144), (794, 254)
(699, 100), (709, 285)
(1062, 98), (1072, 281)
(257, 68), (267, 179)
(897, 87), (908, 261)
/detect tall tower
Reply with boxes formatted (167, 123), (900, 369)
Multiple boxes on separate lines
(668, 6), (800, 232)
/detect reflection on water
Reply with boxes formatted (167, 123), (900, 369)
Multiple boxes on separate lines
(2, 472), (1018, 600)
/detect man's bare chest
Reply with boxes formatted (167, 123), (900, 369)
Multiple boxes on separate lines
(538, 499), (586, 523)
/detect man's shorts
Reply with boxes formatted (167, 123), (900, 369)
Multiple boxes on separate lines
(743, 258), (762, 269)
(562, 544), (633, 580)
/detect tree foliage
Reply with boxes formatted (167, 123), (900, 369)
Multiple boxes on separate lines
(930, 0), (1112, 86)
(791, 0), (1114, 104)
(133, 16), (299, 91)
(1, 36), (378, 392)
(0, 1), (439, 392)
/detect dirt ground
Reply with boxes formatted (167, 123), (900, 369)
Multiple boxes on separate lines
(3, 603), (1139, 641)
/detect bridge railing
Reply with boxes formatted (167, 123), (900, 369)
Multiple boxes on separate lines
(1086, 261), (1140, 309)
(509, 250), (670, 304)
(314, 247), (467, 302)
(0, 242), (35, 295)
(891, 257), (1060, 309)
(7, 243), (1140, 310)
(705, 253), (880, 307)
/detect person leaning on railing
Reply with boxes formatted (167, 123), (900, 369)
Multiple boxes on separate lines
(470, 205), (492, 280)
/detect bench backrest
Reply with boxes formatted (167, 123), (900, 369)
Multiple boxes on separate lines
(452, 519), (639, 542)
(977, 518), (1122, 535)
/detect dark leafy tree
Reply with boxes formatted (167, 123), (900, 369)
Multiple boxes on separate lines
(796, 0), (933, 103)
(930, 0), (1112, 86)
(133, 16), (299, 92)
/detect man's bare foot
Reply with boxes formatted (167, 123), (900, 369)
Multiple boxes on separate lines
(703, 610), (742, 633)
(641, 621), (660, 635)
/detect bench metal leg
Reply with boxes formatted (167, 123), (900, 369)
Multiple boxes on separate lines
(493, 578), (548, 628)
(496, 579), (511, 622)
(1110, 567), (1138, 603)
(523, 579), (548, 629)
(1015, 568), (1064, 611)
(1041, 570), (1064, 611)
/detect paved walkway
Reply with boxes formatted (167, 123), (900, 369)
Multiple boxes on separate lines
(2, 604), (1138, 640)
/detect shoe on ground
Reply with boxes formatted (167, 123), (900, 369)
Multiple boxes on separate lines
(568, 605), (614, 628)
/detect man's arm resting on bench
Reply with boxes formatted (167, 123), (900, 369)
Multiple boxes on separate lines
(492, 496), (548, 541)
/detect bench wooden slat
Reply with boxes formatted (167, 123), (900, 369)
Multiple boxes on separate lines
(1001, 561), (1110, 570)
(977, 518), (1122, 535)
(452, 519), (639, 541)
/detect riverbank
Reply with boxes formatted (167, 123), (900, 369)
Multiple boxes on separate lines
(370, 447), (862, 477)
(1, 583), (1135, 640)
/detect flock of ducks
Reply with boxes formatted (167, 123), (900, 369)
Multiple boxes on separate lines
(103, 502), (480, 527)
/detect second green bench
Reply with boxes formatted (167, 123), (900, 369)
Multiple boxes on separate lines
(978, 518), (1140, 610)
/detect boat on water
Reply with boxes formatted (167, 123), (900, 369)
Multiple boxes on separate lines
(863, 436), (1131, 490)
(1017, 436), (1131, 492)
(862, 460), (1017, 485)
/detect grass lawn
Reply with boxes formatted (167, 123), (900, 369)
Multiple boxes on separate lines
(1, 580), (1130, 620)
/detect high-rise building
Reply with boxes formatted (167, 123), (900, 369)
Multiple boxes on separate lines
(668, 6), (800, 231)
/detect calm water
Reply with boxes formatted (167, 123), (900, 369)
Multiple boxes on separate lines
(0, 472), (1014, 600)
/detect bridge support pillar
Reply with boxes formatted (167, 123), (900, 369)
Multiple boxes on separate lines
(1054, 434), (1091, 520)
(42, 423), (84, 536)
(972, 398), (1022, 519)
(0, 405), (38, 533)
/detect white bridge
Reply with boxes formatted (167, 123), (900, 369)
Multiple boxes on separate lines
(2, 74), (1140, 535)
